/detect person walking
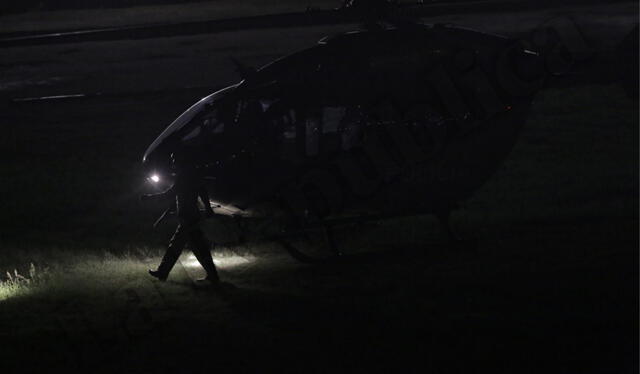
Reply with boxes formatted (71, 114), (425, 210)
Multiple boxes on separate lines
(142, 150), (219, 283)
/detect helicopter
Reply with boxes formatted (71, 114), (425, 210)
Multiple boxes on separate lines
(141, 21), (544, 262)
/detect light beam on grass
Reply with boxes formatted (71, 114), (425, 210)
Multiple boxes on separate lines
(183, 253), (254, 269)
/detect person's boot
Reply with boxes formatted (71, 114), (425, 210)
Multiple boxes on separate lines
(148, 269), (168, 281)
(196, 274), (219, 284)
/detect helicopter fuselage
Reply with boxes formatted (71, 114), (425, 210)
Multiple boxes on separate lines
(142, 23), (542, 223)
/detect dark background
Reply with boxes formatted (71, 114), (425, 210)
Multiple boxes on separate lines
(0, 1), (637, 373)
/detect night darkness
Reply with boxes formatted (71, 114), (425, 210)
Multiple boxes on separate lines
(0, 1), (637, 373)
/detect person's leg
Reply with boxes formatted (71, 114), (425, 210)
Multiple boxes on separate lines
(188, 228), (219, 282)
(150, 224), (187, 280)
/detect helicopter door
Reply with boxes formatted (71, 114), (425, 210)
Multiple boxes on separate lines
(304, 116), (320, 157)
(262, 100), (299, 162)
(302, 106), (346, 158)
(320, 106), (345, 154)
(339, 107), (364, 151)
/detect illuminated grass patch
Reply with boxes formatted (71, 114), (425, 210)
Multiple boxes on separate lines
(0, 264), (42, 301)
(0, 278), (28, 301)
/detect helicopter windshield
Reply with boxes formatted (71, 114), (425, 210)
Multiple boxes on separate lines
(142, 84), (239, 163)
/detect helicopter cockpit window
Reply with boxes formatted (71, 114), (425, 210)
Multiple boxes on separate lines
(181, 126), (202, 142)
(235, 99), (265, 126)
(202, 108), (224, 135)
(177, 102), (234, 150)
(259, 99), (277, 113)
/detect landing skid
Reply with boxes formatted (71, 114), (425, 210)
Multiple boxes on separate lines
(277, 224), (342, 264)
(275, 209), (477, 263)
(202, 208), (478, 263)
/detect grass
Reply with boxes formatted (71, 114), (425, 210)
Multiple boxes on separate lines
(0, 273), (31, 301)
(0, 81), (637, 372)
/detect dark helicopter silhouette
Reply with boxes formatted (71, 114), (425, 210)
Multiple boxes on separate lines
(142, 21), (544, 261)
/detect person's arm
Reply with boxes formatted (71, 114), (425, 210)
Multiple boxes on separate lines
(198, 186), (215, 217)
(140, 184), (177, 202)
(153, 200), (177, 228)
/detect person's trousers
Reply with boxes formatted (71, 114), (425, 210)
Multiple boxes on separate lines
(157, 223), (218, 279)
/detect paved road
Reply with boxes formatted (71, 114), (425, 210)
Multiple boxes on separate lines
(0, 2), (635, 101)
(0, 0), (630, 47)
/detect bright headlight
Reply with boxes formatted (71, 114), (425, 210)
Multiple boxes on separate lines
(149, 174), (160, 183)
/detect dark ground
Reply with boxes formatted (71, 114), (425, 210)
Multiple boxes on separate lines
(0, 2), (637, 373)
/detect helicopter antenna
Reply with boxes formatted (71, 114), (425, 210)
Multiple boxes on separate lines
(230, 56), (256, 80)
